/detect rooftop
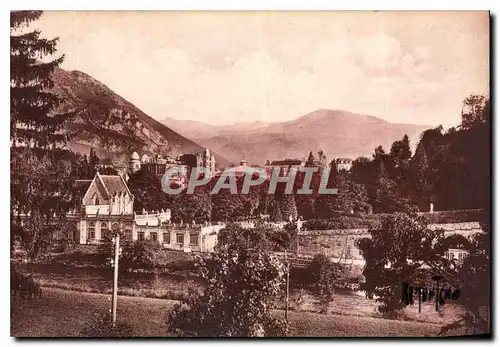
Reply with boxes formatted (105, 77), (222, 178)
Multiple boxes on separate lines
(269, 159), (304, 166)
(97, 174), (132, 198)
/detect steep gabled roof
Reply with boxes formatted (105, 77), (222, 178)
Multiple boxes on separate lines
(99, 174), (132, 197)
(82, 173), (133, 202)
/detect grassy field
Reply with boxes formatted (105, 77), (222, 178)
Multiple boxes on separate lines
(11, 288), (450, 337)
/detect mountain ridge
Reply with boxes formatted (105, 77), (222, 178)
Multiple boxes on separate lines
(51, 68), (231, 168)
(162, 109), (430, 166)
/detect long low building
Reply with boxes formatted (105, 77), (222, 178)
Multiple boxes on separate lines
(65, 172), (225, 252)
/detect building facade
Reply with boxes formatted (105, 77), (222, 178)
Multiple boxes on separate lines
(128, 152), (189, 186)
(335, 158), (353, 172)
(69, 172), (223, 252)
(197, 148), (216, 174)
(265, 159), (306, 176)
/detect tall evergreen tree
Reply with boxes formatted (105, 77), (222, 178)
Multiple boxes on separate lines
(390, 134), (412, 171)
(279, 194), (298, 222)
(373, 145), (386, 160)
(11, 11), (72, 148)
(272, 200), (283, 222)
(11, 11), (77, 262)
(305, 151), (316, 167)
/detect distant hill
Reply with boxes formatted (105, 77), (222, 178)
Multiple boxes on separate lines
(162, 109), (430, 165)
(52, 68), (231, 169)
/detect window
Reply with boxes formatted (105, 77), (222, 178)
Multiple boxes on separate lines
(112, 223), (120, 234)
(150, 232), (158, 242)
(176, 233), (184, 245)
(124, 228), (132, 241)
(101, 222), (108, 238)
(163, 232), (171, 244)
(190, 234), (198, 246)
(458, 252), (466, 265)
(87, 222), (95, 240)
(138, 232), (145, 241)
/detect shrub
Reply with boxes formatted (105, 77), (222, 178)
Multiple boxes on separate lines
(11, 268), (42, 301)
(52, 237), (70, 253)
(97, 233), (115, 266)
(97, 237), (164, 271)
(290, 289), (306, 312)
(307, 253), (351, 314)
(79, 312), (134, 337)
(121, 239), (162, 271)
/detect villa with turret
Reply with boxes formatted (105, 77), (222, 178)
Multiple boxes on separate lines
(65, 172), (224, 252)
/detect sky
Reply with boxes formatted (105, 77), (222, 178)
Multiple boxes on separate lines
(34, 11), (489, 127)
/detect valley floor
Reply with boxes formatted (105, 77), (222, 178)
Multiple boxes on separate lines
(11, 287), (465, 338)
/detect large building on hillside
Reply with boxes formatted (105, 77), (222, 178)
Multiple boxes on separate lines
(265, 159), (305, 176)
(65, 172), (223, 252)
(128, 151), (189, 186)
(221, 159), (268, 179)
(129, 148), (215, 184)
(335, 158), (353, 172)
(197, 148), (216, 174)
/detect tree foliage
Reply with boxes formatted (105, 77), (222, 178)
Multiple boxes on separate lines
(167, 224), (287, 337)
(10, 11), (80, 264)
(127, 169), (174, 213)
(11, 148), (80, 260)
(307, 253), (350, 313)
(357, 212), (447, 312)
(11, 11), (72, 148)
(120, 239), (163, 271)
(460, 94), (490, 130)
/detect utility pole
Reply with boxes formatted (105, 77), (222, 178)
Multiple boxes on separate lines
(284, 249), (290, 336)
(111, 233), (120, 325)
(418, 287), (422, 313)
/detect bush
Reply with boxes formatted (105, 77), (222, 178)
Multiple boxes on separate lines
(79, 312), (133, 337)
(11, 268), (42, 301)
(120, 239), (162, 271)
(307, 253), (351, 314)
(97, 237), (164, 271)
(52, 237), (70, 253)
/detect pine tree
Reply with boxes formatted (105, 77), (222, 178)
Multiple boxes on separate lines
(88, 148), (100, 175)
(306, 151), (316, 167)
(411, 141), (429, 183)
(11, 11), (72, 148)
(279, 194), (298, 221)
(390, 134), (412, 169)
(409, 141), (434, 210)
(373, 145), (386, 160)
(272, 200), (283, 222)
(11, 11), (78, 262)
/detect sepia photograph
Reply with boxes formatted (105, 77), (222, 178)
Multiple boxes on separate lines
(10, 10), (491, 338)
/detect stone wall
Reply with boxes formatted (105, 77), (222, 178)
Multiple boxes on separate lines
(297, 229), (369, 260)
(296, 221), (484, 262)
